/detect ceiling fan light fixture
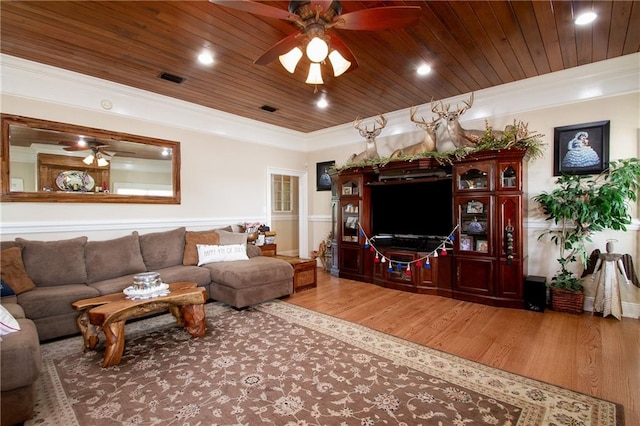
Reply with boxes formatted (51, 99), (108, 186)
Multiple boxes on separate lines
(305, 62), (324, 85)
(306, 37), (329, 63)
(328, 50), (351, 77)
(96, 153), (109, 167)
(82, 154), (95, 165)
(279, 47), (303, 73)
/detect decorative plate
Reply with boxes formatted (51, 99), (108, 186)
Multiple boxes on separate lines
(55, 170), (95, 191)
(123, 283), (170, 300)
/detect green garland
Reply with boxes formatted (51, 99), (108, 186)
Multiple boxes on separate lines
(336, 119), (545, 170)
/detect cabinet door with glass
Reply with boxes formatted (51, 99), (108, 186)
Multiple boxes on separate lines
(454, 161), (494, 192)
(341, 200), (361, 243)
(456, 196), (492, 255)
(498, 161), (521, 191)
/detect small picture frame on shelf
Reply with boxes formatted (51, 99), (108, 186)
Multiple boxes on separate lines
(459, 235), (473, 251)
(476, 240), (488, 253)
(342, 186), (352, 195)
(345, 216), (358, 229)
(466, 200), (484, 214)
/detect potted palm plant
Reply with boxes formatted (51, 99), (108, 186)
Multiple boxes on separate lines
(533, 158), (640, 314)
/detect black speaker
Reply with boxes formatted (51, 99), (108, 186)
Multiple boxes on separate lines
(523, 276), (546, 312)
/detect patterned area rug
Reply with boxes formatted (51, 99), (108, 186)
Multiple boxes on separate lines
(27, 300), (623, 425)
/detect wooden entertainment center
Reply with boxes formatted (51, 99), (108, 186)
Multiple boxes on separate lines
(331, 149), (527, 309)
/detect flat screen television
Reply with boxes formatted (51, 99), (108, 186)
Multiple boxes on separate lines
(370, 178), (453, 238)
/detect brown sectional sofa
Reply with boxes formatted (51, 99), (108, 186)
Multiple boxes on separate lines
(0, 303), (41, 426)
(1, 226), (294, 341)
(0, 226), (294, 425)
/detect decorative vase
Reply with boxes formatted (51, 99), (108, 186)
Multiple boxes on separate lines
(551, 287), (585, 315)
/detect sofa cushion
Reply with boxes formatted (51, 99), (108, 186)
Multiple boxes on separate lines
(15, 237), (88, 287)
(246, 244), (262, 258)
(203, 257), (293, 290)
(89, 273), (144, 295)
(152, 265), (211, 288)
(0, 304), (21, 335)
(85, 233), (146, 284)
(183, 231), (220, 266)
(139, 227), (186, 270)
(17, 284), (100, 320)
(215, 229), (248, 245)
(2, 303), (25, 320)
(0, 316), (41, 391)
(0, 248), (35, 294)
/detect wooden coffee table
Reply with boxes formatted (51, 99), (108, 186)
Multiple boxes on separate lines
(72, 281), (207, 367)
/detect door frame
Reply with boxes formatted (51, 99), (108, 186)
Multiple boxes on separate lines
(266, 167), (308, 257)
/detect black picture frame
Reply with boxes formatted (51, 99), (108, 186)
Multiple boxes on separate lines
(553, 120), (609, 176)
(316, 161), (335, 191)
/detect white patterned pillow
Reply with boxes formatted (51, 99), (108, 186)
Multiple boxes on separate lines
(0, 305), (21, 336)
(196, 244), (248, 266)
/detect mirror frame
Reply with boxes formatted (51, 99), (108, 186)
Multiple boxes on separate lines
(1, 114), (181, 204)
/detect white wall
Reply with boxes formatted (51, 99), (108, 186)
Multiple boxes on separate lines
(0, 94), (308, 242)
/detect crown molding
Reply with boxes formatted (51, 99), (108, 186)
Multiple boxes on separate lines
(0, 54), (307, 151)
(305, 53), (640, 150)
(2, 53), (638, 153)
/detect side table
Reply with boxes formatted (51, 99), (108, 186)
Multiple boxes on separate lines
(259, 243), (277, 257)
(276, 255), (317, 292)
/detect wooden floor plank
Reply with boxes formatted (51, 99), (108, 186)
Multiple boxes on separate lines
(287, 270), (639, 425)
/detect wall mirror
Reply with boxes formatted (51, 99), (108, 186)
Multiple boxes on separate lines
(1, 114), (180, 204)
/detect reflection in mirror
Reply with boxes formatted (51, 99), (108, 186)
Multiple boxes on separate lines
(1, 114), (180, 204)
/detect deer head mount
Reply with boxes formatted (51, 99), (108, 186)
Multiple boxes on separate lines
(346, 114), (387, 163)
(390, 104), (439, 158)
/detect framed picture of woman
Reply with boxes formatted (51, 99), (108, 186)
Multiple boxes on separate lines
(553, 121), (609, 176)
(316, 161), (335, 191)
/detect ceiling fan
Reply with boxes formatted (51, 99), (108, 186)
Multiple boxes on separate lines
(58, 140), (135, 166)
(209, 1), (421, 83)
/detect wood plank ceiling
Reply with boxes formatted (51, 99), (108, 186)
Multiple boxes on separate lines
(2, 1), (638, 133)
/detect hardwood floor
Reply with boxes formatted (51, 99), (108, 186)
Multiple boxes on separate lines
(287, 269), (639, 425)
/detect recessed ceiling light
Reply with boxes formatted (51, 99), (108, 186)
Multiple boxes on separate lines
(197, 51), (214, 65)
(417, 64), (431, 76)
(317, 98), (328, 109)
(575, 12), (597, 25)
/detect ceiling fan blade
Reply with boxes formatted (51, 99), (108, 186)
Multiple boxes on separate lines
(208, 0), (292, 20)
(254, 31), (302, 65)
(103, 149), (136, 156)
(58, 140), (109, 150)
(337, 6), (421, 31)
(62, 146), (89, 152)
(329, 34), (359, 73)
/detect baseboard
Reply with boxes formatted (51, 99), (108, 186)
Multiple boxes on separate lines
(583, 296), (640, 319)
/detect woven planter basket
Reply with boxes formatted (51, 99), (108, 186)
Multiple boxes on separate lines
(551, 288), (585, 315)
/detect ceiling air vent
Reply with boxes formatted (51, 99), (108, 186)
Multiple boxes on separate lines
(260, 105), (278, 113)
(158, 72), (186, 84)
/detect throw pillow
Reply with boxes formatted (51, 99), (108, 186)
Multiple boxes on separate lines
(0, 247), (36, 294)
(0, 305), (21, 336)
(196, 244), (248, 266)
(139, 227), (186, 270)
(183, 231), (220, 266)
(16, 236), (88, 286)
(85, 232), (147, 284)
(215, 229), (248, 245)
(0, 279), (16, 297)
